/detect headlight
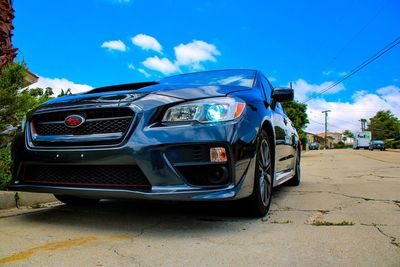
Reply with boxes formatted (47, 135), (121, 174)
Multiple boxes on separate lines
(162, 97), (246, 123)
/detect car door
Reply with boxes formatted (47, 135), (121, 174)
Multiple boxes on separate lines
(259, 76), (291, 174)
(284, 116), (298, 170)
(272, 102), (293, 172)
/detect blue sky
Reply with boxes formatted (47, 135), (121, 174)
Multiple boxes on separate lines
(13, 0), (400, 133)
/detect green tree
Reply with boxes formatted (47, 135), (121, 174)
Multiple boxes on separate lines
(58, 88), (72, 97)
(0, 62), (27, 136)
(0, 63), (55, 189)
(282, 101), (309, 147)
(342, 129), (354, 138)
(282, 101), (309, 132)
(367, 110), (400, 140)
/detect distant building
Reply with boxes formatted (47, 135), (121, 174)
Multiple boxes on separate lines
(317, 132), (343, 145)
(305, 132), (335, 149)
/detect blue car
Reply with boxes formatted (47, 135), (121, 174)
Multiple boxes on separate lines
(10, 69), (301, 217)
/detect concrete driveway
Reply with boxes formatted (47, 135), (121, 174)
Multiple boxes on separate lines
(0, 149), (399, 266)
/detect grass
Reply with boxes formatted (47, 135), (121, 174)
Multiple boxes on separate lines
(311, 220), (354, 226)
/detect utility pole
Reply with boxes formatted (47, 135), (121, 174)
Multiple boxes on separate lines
(359, 119), (367, 131)
(322, 110), (331, 149)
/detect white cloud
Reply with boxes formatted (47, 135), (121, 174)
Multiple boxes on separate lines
(174, 40), (221, 70)
(27, 76), (93, 96)
(101, 40), (127, 52)
(322, 70), (347, 77)
(292, 79), (345, 102)
(142, 56), (179, 75)
(268, 77), (277, 82)
(322, 70), (333, 76)
(128, 64), (135, 70)
(131, 34), (162, 53)
(376, 85), (400, 108)
(305, 85), (400, 134)
(138, 68), (150, 78)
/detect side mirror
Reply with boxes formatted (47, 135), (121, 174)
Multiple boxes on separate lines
(271, 87), (294, 102)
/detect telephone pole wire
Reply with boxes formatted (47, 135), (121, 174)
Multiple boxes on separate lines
(322, 110), (331, 149)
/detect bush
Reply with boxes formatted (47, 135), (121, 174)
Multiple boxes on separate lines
(386, 140), (400, 149)
(0, 146), (12, 189)
(333, 141), (352, 149)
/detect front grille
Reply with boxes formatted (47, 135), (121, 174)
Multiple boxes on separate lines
(36, 118), (131, 135)
(30, 108), (136, 147)
(33, 108), (134, 136)
(22, 164), (151, 188)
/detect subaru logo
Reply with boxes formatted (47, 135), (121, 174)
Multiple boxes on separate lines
(64, 115), (85, 128)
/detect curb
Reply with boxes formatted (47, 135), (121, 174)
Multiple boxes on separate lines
(0, 191), (56, 210)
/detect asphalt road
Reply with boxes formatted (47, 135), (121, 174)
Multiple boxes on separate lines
(0, 149), (399, 266)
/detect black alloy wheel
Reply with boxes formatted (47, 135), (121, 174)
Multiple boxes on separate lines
(247, 130), (273, 217)
(286, 147), (301, 186)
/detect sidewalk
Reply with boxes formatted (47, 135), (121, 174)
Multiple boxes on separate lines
(0, 191), (56, 209)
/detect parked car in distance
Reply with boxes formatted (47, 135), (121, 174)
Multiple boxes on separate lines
(369, 140), (385, 151)
(309, 142), (319, 150)
(10, 69), (301, 217)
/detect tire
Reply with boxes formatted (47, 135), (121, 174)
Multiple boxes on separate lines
(54, 194), (99, 206)
(286, 147), (301, 186)
(245, 130), (273, 217)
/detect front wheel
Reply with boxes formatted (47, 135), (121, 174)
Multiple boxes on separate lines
(245, 130), (273, 217)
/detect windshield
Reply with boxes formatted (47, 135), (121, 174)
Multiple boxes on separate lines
(159, 70), (256, 88)
(371, 140), (384, 144)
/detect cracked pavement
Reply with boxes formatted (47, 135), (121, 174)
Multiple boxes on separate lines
(0, 149), (399, 266)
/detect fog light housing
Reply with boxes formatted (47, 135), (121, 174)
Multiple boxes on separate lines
(210, 147), (227, 162)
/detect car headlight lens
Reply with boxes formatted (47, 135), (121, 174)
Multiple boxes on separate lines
(162, 97), (246, 123)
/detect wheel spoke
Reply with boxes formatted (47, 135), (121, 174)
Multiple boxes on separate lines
(258, 138), (272, 206)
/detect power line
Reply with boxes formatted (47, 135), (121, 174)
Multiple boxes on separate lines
(323, 2), (386, 70)
(302, 35), (400, 103)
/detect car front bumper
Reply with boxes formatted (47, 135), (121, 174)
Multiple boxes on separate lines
(10, 107), (259, 201)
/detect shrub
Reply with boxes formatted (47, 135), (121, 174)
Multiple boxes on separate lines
(386, 140), (400, 149)
(0, 146), (12, 189)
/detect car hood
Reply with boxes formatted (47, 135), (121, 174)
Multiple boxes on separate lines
(135, 83), (250, 99)
(38, 83), (251, 110)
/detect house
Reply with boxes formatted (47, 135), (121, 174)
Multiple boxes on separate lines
(305, 132), (335, 149)
(317, 132), (343, 145)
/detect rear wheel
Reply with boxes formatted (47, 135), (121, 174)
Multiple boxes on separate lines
(286, 147), (301, 186)
(54, 194), (99, 206)
(246, 130), (273, 217)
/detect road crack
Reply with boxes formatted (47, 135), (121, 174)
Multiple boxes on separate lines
(362, 223), (400, 248)
(112, 248), (143, 265)
(282, 190), (397, 203)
